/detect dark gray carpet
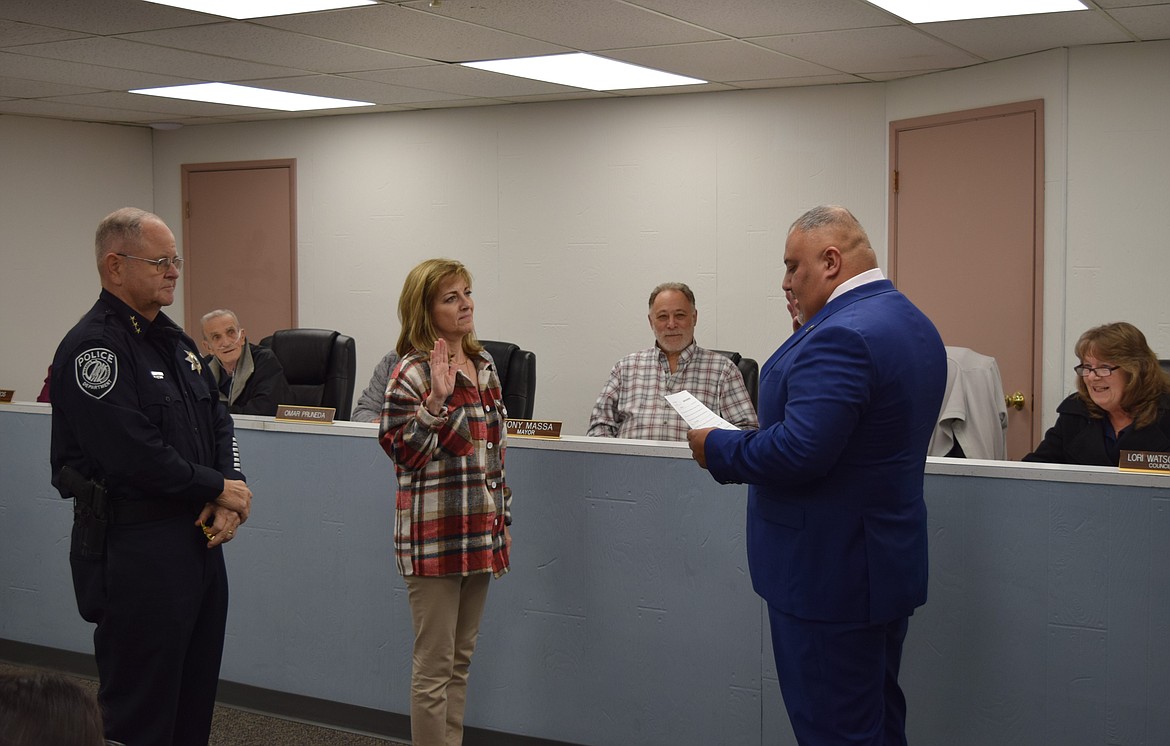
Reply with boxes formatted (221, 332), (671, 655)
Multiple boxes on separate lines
(0, 662), (408, 745)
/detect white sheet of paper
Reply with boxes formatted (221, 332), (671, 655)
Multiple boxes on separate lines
(664, 390), (739, 430)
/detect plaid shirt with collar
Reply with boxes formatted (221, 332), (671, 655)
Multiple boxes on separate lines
(587, 342), (758, 441)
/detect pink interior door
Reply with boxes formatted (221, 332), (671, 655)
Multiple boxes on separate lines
(182, 160), (297, 347)
(890, 102), (1044, 460)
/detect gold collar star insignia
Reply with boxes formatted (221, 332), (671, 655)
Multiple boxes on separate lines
(185, 350), (203, 373)
(129, 315), (142, 334)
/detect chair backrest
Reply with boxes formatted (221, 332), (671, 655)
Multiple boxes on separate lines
(710, 349), (759, 409)
(479, 339), (537, 420)
(1160, 359), (1170, 376)
(260, 329), (357, 420)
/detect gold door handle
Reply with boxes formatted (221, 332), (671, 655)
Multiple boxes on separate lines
(1005, 392), (1026, 410)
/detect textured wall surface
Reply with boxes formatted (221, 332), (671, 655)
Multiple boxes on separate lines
(5, 407), (1170, 745)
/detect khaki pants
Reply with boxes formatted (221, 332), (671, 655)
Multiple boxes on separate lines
(403, 573), (491, 746)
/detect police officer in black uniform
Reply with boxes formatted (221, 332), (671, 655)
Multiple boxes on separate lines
(50, 207), (252, 746)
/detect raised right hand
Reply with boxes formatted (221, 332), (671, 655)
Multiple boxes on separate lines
(426, 338), (457, 414)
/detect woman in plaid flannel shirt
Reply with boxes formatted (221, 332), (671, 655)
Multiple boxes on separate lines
(379, 258), (512, 746)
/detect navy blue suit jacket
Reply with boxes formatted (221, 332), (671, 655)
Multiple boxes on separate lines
(705, 280), (946, 624)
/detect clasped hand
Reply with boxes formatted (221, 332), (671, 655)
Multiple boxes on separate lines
(196, 478), (251, 547)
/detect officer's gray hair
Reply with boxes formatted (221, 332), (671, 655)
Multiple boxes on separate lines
(648, 282), (696, 309)
(200, 309), (240, 336)
(94, 207), (163, 261)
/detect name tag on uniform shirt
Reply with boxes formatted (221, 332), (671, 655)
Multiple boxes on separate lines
(151, 371), (165, 379)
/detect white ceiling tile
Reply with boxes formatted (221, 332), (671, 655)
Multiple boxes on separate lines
(0, 0), (1165, 124)
(350, 64), (581, 98)
(0, 0), (215, 35)
(400, 0), (722, 49)
(923, 11), (1134, 60)
(244, 74), (476, 106)
(0, 50), (198, 89)
(52, 90), (272, 116)
(753, 26), (982, 73)
(731, 74), (869, 88)
(1092, 0), (1169, 7)
(256, 4), (569, 63)
(119, 22), (432, 74)
(0, 75), (100, 98)
(606, 40), (842, 81)
(626, 81), (738, 94)
(13, 37), (308, 80)
(1109, 6), (1170, 41)
(224, 104), (412, 122)
(0, 96), (163, 121)
(857, 68), (946, 82)
(405, 97), (511, 109)
(496, 90), (619, 104)
(0, 19), (88, 47)
(628, 0), (900, 36)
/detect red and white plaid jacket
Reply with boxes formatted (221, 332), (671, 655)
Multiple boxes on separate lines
(379, 349), (511, 578)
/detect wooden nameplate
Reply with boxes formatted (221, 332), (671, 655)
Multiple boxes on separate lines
(275, 404), (337, 424)
(506, 419), (562, 439)
(1119, 450), (1170, 475)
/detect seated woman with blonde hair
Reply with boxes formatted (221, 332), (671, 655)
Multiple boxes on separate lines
(1024, 321), (1170, 465)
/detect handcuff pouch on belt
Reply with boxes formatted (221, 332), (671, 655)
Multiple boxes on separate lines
(58, 464), (108, 560)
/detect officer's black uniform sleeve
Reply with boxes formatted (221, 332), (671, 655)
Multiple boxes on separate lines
(207, 368), (246, 482)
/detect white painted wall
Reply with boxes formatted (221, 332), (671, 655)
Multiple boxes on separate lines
(3, 40), (1168, 440)
(149, 84), (887, 434)
(0, 116), (153, 404)
(1065, 41), (1170, 383)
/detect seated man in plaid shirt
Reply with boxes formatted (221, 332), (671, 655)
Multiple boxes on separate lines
(587, 282), (758, 440)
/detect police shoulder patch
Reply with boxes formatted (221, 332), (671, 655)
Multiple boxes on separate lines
(74, 347), (118, 399)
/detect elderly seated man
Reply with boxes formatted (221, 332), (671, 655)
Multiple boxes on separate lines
(350, 349), (401, 423)
(587, 282), (758, 440)
(201, 309), (293, 416)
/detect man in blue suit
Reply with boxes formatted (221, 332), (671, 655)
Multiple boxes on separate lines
(688, 205), (946, 745)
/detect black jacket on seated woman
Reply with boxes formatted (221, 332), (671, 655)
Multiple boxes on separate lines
(1024, 321), (1170, 466)
(1024, 391), (1170, 466)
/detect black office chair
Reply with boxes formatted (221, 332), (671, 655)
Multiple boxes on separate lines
(1159, 359), (1170, 376)
(260, 329), (357, 420)
(479, 339), (537, 419)
(711, 349), (759, 410)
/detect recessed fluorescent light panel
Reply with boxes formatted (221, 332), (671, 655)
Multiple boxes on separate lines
(130, 83), (375, 111)
(142, 0), (376, 20)
(462, 53), (705, 91)
(864, 0), (1087, 23)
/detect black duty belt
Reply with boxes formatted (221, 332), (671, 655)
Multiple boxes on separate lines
(107, 498), (198, 525)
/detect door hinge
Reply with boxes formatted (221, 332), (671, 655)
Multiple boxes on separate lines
(892, 170), (899, 194)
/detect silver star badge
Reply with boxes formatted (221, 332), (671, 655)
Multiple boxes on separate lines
(185, 350), (202, 373)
